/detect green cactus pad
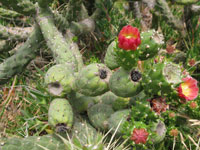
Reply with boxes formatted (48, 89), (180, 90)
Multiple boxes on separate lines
(88, 103), (114, 130)
(104, 41), (120, 70)
(0, 134), (65, 150)
(72, 117), (99, 145)
(115, 45), (139, 70)
(73, 63), (112, 96)
(142, 62), (182, 97)
(109, 67), (143, 97)
(48, 98), (73, 132)
(108, 109), (131, 135)
(112, 97), (130, 111)
(44, 64), (76, 97)
(138, 30), (164, 60)
(151, 120), (166, 144)
(68, 92), (98, 113)
(99, 91), (118, 105)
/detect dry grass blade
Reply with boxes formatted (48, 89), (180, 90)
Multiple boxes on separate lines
(189, 119), (200, 126)
(180, 132), (189, 150)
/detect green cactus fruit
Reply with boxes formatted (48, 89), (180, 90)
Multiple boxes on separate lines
(138, 30), (164, 60)
(48, 98), (73, 132)
(88, 103), (114, 130)
(142, 61), (182, 97)
(112, 97), (130, 111)
(109, 67), (143, 97)
(107, 109), (131, 136)
(0, 134), (65, 150)
(114, 44), (139, 70)
(104, 41), (120, 70)
(68, 92), (98, 113)
(44, 64), (76, 97)
(73, 63), (112, 96)
(150, 120), (166, 144)
(99, 91), (118, 105)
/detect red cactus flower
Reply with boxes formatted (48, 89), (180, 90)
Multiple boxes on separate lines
(118, 25), (141, 51)
(177, 76), (199, 101)
(131, 128), (149, 144)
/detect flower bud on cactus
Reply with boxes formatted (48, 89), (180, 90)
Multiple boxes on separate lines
(48, 98), (73, 132)
(177, 76), (199, 101)
(138, 30), (164, 60)
(73, 63), (112, 96)
(44, 64), (76, 97)
(109, 67), (143, 97)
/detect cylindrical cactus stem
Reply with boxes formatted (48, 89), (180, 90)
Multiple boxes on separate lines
(0, 0), (36, 16)
(0, 134), (65, 150)
(65, 30), (84, 71)
(109, 67), (143, 97)
(0, 24), (33, 41)
(138, 30), (164, 60)
(36, 6), (81, 71)
(0, 40), (16, 53)
(44, 64), (76, 97)
(68, 92), (98, 113)
(73, 63), (112, 96)
(70, 18), (95, 35)
(107, 109), (131, 136)
(104, 40), (120, 70)
(0, 25), (42, 85)
(0, 7), (23, 19)
(72, 116), (98, 144)
(52, 10), (69, 30)
(88, 103), (115, 131)
(156, 0), (186, 37)
(48, 98), (74, 133)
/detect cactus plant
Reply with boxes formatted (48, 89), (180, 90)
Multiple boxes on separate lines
(104, 41), (120, 70)
(138, 30), (164, 60)
(107, 109), (131, 136)
(48, 98), (73, 132)
(0, 134), (65, 150)
(68, 92), (98, 113)
(87, 103), (114, 130)
(142, 61), (182, 97)
(109, 67), (143, 97)
(73, 63), (112, 96)
(0, 25), (42, 85)
(44, 64), (76, 97)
